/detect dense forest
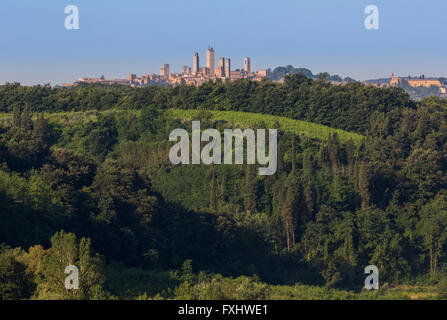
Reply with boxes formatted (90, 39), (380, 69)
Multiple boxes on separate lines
(1, 75), (447, 299)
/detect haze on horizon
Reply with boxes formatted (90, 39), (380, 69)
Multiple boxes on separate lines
(0, 0), (446, 86)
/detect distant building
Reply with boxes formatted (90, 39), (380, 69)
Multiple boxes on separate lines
(182, 66), (191, 75)
(225, 58), (231, 80)
(128, 74), (137, 82)
(230, 70), (244, 80)
(77, 77), (129, 86)
(199, 67), (210, 75)
(256, 69), (268, 78)
(217, 57), (226, 78)
(244, 57), (251, 74)
(390, 73), (442, 88)
(168, 73), (183, 85)
(160, 64), (170, 80)
(206, 47), (215, 75)
(218, 57), (225, 69)
(193, 52), (200, 74)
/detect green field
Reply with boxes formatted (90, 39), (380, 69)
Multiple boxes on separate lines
(168, 109), (364, 144)
(0, 108), (364, 144)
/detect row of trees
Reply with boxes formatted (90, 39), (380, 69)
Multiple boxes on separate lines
(0, 75), (412, 134)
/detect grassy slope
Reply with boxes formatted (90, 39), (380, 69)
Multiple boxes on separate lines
(0, 109), (364, 144)
(169, 109), (364, 144)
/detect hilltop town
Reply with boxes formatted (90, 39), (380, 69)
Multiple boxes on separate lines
(62, 47), (269, 88)
(59, 48), (447, 100)
(366, 73), (447, 99)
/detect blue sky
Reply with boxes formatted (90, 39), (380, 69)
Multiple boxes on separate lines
(0, 0), (446, 85)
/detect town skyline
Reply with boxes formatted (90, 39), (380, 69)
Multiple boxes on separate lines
(70, 46), (269, 87)
(5, 41), (447, 87)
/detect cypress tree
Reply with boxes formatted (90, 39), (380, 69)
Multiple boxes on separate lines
(21, 105), (33, 131)
(244, 165), (257, 212)
(357, 161), (371, 209)
(209, 167), (217, 211)
(12, 105), (21, 128)
(303, 150), (314, 178)
(291, 134), (297, 174)
(328, 133), (340, 174)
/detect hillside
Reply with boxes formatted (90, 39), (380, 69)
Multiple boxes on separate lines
(0, 108), (364, 144)
(168, 109), (364, 144)
(2, 84), (447, 300)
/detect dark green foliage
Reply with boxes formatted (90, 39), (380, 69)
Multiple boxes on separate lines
(244, 165), (257, 212)
(1, 84), (447, 299)
(37, 231), (107, 299)
(0, 78), (413, 135)
(0, 246), (35, 300)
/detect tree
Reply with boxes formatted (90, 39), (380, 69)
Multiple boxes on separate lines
(90, 159), (159, 263)
(37, 231), (106, 299)
(244, 165), (256, 212)
(357, 161), (372, 209)
(209, 167), (217, 211)
(290, 134), (297, 174)
(404, 148), (446, 201)
(2, 108), (50, 171)
(0, 245), (35, 300)
(280, 176), (298, 251)
(417, 196), (447, 274)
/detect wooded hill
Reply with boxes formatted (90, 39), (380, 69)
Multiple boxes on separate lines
(1, 75), (447, 299)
